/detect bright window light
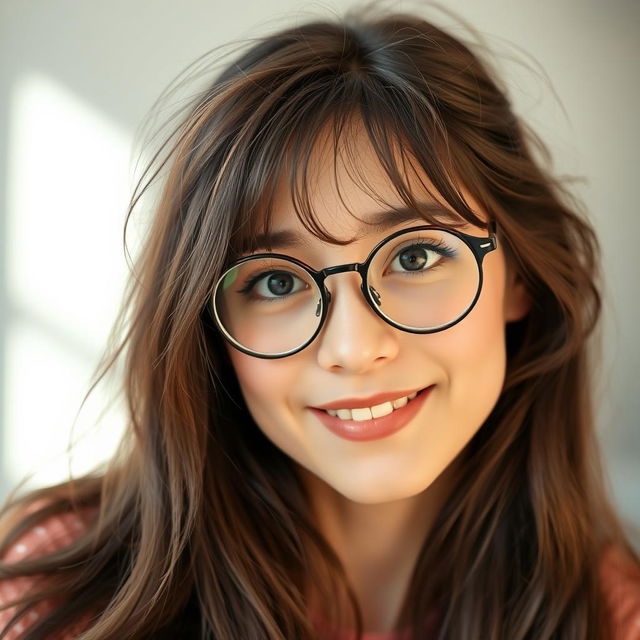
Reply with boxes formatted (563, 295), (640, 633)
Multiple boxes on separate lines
(3, 72), (134, 495)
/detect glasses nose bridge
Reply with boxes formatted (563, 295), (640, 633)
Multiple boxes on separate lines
(319, 262), (367, 301)
(320, 262), (362, 277)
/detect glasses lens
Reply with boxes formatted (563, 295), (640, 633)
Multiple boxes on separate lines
(213, 229), (481, 356)
(367, 229), (479, 330)
(213, 257), (322, 356)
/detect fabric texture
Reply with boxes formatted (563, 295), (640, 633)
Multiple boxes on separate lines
(0, 508), (91, 639)
(1, 511), (639, 639)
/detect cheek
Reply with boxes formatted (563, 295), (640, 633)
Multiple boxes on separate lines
(427, 256), (508, 414)
(226, 348), (305, 446)
(228, 349), (319, 467)
(228, 351), (287, 416)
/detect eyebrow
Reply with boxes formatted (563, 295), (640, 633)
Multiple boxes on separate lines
(252, 203), (464, 252)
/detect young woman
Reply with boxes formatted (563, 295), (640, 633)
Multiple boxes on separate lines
(1, 5), (639, 639)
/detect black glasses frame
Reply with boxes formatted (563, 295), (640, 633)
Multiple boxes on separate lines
(209, 222), (498, 359)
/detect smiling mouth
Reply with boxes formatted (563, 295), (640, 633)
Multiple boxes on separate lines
(320, 388), (428, 422)
(309, 385), (435, 442)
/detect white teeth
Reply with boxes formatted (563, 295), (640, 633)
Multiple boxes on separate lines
(371, 401), (393, 418)
(324, 391), (421, 421)
(392, 396), (408, 409)
(351, 407), (373, 421)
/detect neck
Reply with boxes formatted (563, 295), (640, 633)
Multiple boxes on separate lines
(299, 462), (457, 634)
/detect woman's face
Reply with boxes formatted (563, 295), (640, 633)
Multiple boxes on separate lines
(226, 130), (529, 505)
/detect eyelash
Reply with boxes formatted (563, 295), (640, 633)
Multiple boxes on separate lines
(237, 239), (457, 300)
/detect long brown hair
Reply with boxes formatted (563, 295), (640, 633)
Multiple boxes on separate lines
(1, 4), (637, 639)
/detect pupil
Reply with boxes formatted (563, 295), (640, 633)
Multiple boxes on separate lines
(267, 272), (293, 295)
(400, 248), (427, 271)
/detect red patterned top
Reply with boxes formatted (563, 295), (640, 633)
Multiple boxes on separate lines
(0, 508), (93, 639)
(1, 511), (639, 639)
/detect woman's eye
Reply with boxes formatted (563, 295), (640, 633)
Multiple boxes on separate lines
(388, 244), (443, 273)
(249, 271), (306, 299)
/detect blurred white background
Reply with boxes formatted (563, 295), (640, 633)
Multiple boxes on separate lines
(0, 0), (638, 538)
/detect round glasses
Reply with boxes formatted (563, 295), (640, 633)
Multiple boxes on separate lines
(210, 224), (497, 359)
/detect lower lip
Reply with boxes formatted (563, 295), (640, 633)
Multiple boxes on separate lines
(309, 386), (434, 442)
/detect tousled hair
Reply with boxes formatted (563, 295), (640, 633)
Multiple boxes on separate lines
(1, 4), (637, 639)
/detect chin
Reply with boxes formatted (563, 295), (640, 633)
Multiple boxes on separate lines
(328, 473), (433, 505)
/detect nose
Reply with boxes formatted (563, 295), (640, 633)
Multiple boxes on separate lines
(315, 272), (400, 374)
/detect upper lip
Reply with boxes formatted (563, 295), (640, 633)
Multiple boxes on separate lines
(311, 386), (429, 411)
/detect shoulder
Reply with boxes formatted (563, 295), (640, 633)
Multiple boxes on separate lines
(599, 543), (640, 639)
(0, 502), (95, 639)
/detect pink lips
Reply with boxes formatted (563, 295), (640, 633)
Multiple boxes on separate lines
(309, 385), (434, 442)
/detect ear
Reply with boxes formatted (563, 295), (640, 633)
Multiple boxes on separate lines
(503, 270), (531, 323)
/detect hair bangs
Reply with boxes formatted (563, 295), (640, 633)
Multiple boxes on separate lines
(231, 85), (488, 258)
